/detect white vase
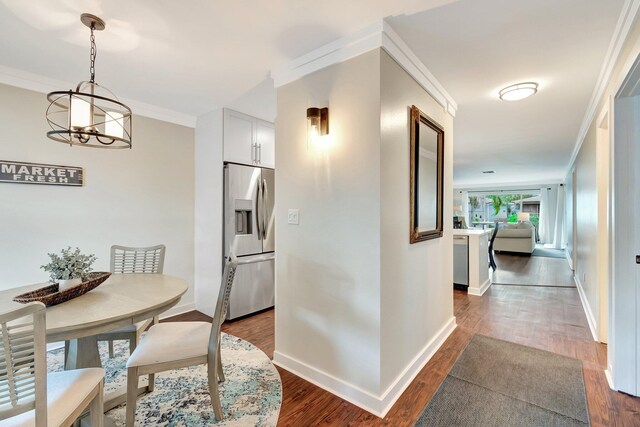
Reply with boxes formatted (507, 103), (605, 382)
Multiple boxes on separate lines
(58, 278), (82, 291)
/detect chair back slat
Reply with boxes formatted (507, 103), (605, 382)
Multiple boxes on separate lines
(0, 303), (47, 426)
(208, 256), (238, 356)
(110, 244), (166, 274)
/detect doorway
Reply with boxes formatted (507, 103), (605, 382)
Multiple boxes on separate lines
(610, 54), (640, 396)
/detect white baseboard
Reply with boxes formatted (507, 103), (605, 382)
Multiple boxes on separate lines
(377, 316), (457, 415)
(574, 275), (598, 341)
(605, 368), (615, 391)
(468, 278), (491, 296)
(160, 302), (197, 320)
(273, 316), (457, 418)
(566, 252), (574, 270)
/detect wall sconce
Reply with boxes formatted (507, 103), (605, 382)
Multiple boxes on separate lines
(517, 212), (530, 222)
(307, 107), (329, 147)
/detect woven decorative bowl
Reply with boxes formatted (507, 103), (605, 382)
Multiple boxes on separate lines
(13, 272), (112, 307)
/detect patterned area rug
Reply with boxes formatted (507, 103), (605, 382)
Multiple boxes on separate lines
(48, 332), (282, 426)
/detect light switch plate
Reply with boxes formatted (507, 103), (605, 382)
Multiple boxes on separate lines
(288, 209), (299, 225)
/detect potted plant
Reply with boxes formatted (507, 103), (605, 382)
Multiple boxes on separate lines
(41, 247), (97, 291)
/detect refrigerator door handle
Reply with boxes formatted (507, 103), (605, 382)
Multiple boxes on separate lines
(255, 180), (262, 240)
(262, 178), (268, 239)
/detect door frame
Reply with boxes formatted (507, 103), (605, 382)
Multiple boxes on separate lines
(608, 51), (640, 395)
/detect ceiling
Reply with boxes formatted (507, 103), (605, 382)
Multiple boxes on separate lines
(0, 0), (626, 186)
(388, 0), (624, 187)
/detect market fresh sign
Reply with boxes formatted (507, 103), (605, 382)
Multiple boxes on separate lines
(0, 160), (83, 186)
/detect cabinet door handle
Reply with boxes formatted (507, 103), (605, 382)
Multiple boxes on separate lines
(258, 143), (262, 164)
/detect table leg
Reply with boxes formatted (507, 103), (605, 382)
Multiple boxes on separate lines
(65, 336), (102, 370)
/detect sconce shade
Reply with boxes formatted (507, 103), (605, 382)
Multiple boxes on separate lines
(307, 107), (329, 136)
(517, 212), (530, 222)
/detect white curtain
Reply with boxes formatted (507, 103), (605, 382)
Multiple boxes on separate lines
(539, 187), (552, 244)
(552, 185), (565, 249)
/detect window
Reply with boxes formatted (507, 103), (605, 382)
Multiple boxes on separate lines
(468, 191), (540, 228)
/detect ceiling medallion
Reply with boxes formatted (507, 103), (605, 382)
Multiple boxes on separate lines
(46, 13), (132, 149)
(499, 82), (538, 101)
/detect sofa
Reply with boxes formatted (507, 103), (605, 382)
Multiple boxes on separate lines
(493, 221), (536, 254)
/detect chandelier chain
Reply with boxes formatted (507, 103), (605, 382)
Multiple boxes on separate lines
(89, 24), (96, 83)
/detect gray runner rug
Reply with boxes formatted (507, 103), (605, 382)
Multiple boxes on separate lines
(415, 335), (590, 426)
(532, 247), (566, 258)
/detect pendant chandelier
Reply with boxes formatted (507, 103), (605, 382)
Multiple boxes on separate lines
(46, 13), (132, 149)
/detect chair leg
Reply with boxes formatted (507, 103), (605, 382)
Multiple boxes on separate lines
(108, 340), (114, 358)
(132, 330), (154, 392)
(207, 361), (223, 421)
(126, 367), (139, 427)
(216, 341), (225, 383)
(64, 340), (69, 366)
(89, 380), (104, 427)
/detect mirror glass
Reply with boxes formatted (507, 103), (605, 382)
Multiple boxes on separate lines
(410, 105), (444, 243)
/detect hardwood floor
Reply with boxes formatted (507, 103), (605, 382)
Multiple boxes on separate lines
(492, 253), (576, 287)
(167, 270), (640, 426)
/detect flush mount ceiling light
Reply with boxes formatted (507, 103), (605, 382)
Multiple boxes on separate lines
(498, 82), (538, 101)
(46, 13), (132, 149)
(482, 170), (495, 174)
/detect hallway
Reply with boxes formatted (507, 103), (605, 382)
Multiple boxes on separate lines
(173, 256), (640, 425)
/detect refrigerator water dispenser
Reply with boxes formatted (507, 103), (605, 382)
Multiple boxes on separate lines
(234, 199), (253, 235)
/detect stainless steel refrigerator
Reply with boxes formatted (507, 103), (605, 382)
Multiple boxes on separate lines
(223, 163), (275, 320)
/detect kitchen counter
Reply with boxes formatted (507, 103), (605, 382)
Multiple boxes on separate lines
(453, 228), (492, 295)
(453, 229), (493, 237)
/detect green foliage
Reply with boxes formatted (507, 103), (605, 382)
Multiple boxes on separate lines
(507, 213), (518, 223)
(41, 247), (97, 282)
(486, 195), (503, 216)
(469, 196), (480, 210)
(529, 214), (540, 228)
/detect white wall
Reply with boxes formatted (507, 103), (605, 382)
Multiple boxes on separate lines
(568, 9), (640, 393)
(274, 47), (455, 415)
(0, 83), (196, 313)
(573, 126), (599, 339)
(274, 49), (383, 396)
(194, 109), (224, 316)
(379, 50), (455, 392)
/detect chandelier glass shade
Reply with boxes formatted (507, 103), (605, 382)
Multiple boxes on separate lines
(46, 14), (132, 149)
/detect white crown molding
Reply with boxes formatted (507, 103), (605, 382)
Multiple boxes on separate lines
(455, 179), (564, 191)
(566, 0), (640, 171)
(270, 19), (457, 117)
(0, 65), (197, 128)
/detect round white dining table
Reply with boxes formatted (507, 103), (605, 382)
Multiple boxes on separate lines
(0, 273), (188, 370)
(2, 273), (188, 413)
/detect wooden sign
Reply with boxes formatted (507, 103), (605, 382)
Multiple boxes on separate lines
(0, 160), (83, 186)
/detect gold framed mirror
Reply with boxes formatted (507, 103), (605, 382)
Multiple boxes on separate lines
(410, 105), (444, 243)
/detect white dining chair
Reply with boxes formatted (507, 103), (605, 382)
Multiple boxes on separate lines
(92, 244), (165, 392)
(124, 254), (259, 425)
(0, 302), (105, 427)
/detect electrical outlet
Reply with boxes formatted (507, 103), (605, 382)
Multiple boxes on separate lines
(288, 209), (299, 225)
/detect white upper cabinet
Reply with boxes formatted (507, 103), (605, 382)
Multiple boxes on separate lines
(223, 109), (275, 168)
(256, 119), (275, 168)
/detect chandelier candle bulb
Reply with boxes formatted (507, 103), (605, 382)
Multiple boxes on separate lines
(105, 111), (124, 139)
(70, 97), (91, 129)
